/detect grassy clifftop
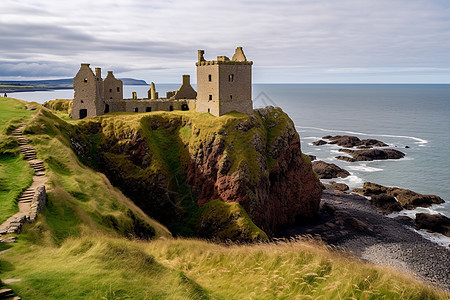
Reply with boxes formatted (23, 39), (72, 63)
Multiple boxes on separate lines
(0, 98), (447, 299)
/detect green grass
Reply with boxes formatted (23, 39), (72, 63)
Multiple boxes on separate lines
(0, 97), (35, 223)
(0, 234), (447, 299)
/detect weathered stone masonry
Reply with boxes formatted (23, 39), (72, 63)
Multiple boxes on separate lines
(71, 47), (253, 119)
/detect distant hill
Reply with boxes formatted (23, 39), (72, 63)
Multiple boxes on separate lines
(0, 77), (148, 93)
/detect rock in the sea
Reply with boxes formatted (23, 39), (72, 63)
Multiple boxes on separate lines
(329, 181), (349, 192)
(394, 215), (414, 226)
(312, 161), (350, 179)
(312, 140), (327, 146)
(415, 213), (450, 237)
(353, 182), (444, 210)
(337, 148), (405, 161)
(321, 135), (388, 148)
(369, 194), (403, 214)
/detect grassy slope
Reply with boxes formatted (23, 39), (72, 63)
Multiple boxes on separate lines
(1, 235), (447, 299)
(0, 99), (447, 299)
(0, 97), (34, 223)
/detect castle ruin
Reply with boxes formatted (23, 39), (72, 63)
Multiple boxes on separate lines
(71, 47), (253, 119)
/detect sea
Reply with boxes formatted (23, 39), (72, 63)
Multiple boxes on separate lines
(9, 84), (450, 246)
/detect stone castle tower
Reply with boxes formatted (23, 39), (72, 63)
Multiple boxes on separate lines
(196, 47), (253, 117)
(72, 64), (122, 119)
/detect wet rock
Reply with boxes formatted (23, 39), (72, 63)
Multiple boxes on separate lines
(329, 181), (349, 192)
(337, 148), (405, 161)
(322, 135), (388, 148)
(312, 161), (350, 179)
(415, 213), (450, 237)
(312, 140), (327, 146)
(370, 194), (403, 214)
(353, 182), (444, 210)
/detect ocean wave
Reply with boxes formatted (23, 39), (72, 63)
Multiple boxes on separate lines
(296, 126), (428, 146)
(347, 164), (383, 172)
(303, 136), (321, 140)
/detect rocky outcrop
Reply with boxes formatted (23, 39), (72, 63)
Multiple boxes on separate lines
(415, 213), (450, 237)
(353, 182), (444, 210)
(188, 107), (322, 234)
(312, 161), (350, 179)
(321, 135), (388, 148)
(336, 148), (405, 162)
(312, 140), (327, 146)
(369, 194), (402, 214)
(70, 106), (322, 238)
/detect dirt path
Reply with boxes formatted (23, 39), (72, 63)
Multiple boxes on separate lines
(279, 190), (450, 291)
(0, 124), (48, 235)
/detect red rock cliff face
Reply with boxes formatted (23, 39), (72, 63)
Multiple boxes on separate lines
(187, 107), (322, 234)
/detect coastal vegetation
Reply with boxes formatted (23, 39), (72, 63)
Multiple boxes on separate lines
(0, 98), (34, 223)
(0, 97), (447, 298)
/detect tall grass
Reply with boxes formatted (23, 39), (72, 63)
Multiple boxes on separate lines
(0, 97), (34, 223)
(1, 234), (446, 299)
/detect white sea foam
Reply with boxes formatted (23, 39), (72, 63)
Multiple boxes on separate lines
(296, 126), (428, 146)
(347, 164), (383, 172)
(410, 227), (450, 248)
(386, 206), (450, 247)
(303, 136), (321, 140)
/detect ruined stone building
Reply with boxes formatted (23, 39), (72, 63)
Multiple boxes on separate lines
(71, 47), (253, 119)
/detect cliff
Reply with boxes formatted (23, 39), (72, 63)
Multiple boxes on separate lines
(67, 106), (321, 237)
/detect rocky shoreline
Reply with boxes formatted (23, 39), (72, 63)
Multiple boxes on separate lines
(279, 188), (450, 291)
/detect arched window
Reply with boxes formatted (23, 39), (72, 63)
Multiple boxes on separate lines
(228, 74), (234, 82)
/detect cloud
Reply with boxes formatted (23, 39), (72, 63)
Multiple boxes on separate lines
(1, 0), (450, 82)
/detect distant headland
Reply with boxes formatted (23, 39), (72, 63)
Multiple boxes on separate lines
(0, 78), (147, 93)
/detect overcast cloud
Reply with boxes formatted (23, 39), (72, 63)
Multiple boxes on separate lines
(1, 0), (450, 83)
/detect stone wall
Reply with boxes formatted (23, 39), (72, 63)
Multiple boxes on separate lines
(0, 185), (46, 235)
(106, 99), (196, 113)
(28, 185), (46, 223)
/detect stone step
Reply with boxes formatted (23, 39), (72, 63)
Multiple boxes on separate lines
(35, 172), (46, 176)
(21, 190), (34, 196)
(0, 288), (14, 298)
(18, 200), (32, 204)
(18, 195), (34, 199)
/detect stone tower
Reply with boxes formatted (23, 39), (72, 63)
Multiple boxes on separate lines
(72, 64), (104, 119)
(72, 64), (123, 119)
(196, 47), (253, 116)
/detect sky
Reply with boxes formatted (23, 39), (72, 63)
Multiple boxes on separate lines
(1, 0), (450, 83)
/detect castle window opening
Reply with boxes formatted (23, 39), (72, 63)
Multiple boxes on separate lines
(181, 104), (189, 111)
(209, 94), (212, 101)
(169, 105), (174, 111)
(230, 95), (232, 100)
(208, 108), (210, 113)
(134, 107), (138, 112)
(146, 107), (152, 112)
(81, 100), (84, 103)
(84, 78), (88, 83)
(208, 74), (212, 82)
(104, 104), (110, 113)
(109, 89), (112, 93)
(228, 74), (234, 82)
(117, 87), (120, 92)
